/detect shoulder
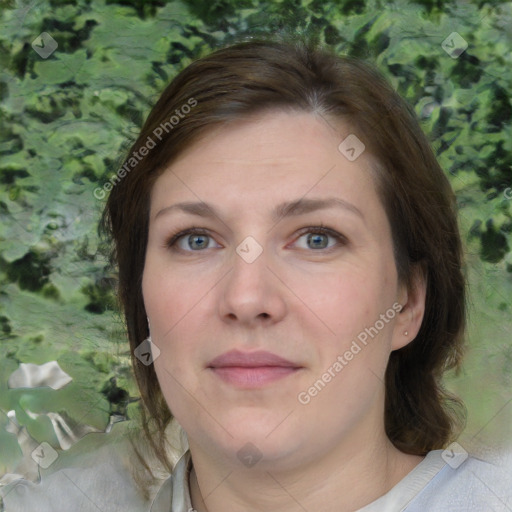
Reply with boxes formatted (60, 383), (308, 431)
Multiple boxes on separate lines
(404, 448), (512, 511)
(0, 422), (170, 512)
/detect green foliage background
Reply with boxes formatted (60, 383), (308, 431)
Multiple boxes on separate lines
(0, 0), (511, 474)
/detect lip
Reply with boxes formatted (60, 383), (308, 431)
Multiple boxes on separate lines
(207, 350), (302, 388)
(208, 350), (298, 368)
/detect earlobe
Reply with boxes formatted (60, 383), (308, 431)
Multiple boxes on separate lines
(392, 266), (427, 351)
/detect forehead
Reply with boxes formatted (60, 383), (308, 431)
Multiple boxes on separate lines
(150, 111), (379, 215)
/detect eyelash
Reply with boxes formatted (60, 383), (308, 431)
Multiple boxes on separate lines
(164, 224), (348, 253)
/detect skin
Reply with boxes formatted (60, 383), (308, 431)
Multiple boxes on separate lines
(142, 111), (427, 512)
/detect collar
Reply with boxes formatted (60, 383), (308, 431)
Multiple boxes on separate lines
(150, 450), (193, 512)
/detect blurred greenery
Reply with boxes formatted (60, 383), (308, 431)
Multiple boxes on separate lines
(0, 0), (510, 476)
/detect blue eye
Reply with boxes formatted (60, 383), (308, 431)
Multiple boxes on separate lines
(184, 233), (210, 250)
(294, 227), (345, 251)
(307, 233), (329, 249)
(167, 229), (221, 251)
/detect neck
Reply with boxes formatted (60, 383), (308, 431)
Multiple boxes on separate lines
(188, 425), (424, 512)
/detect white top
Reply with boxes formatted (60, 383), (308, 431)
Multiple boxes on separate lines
(2, 444), (511, 511)
(149, 448), (512, 512)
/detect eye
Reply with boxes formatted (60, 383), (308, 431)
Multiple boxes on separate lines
(292, 226), (347, 251)
(164, 225), (346, 253)
(166, 228), (222, 252)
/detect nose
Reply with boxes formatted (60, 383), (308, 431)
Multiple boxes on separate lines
(218, 241), (287, 328)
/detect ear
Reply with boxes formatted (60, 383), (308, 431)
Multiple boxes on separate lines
(391, 264), (427, 351)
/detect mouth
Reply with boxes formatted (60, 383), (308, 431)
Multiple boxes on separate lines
(207, 350), (302, 388)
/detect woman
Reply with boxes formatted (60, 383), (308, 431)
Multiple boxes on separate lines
(2, 39), (510, 512)
(106, 38), (511, 511)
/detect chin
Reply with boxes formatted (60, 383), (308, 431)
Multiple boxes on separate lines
(201, 408), (307, 466)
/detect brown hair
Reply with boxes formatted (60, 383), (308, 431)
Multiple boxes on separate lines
(102, 38), (466, 478)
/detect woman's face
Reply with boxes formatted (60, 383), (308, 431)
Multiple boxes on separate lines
(142, 111), (416, 469)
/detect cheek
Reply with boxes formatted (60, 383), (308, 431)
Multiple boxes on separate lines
(142, 264), (204, 419)
(143, 255), (201, 334)
(290, 264), (393, 341)
(142, 258), (213, 380)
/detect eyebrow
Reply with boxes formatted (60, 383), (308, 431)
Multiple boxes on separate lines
(155, 197), (365, 224)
